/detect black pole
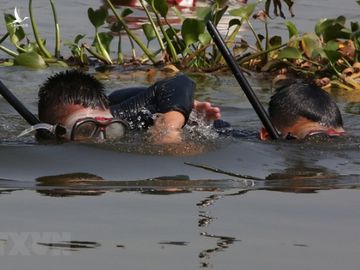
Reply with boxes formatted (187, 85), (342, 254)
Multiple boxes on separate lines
(206, 21), (280, 140)
(0, 80), (40, 125)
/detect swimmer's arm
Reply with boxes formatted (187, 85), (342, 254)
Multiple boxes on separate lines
(148, 111), (185, 144)
(148, 101), (221, 144)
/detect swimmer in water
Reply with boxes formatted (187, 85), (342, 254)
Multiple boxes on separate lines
(35, 70), (221, 144)
(259, 81), (345, 140)
(212, 80), (345, 141)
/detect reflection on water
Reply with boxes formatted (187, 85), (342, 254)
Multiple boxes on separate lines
(199, 233), (239, 268)
(158, 241), (189, 246)
(0, 187), (359, 269)
(38, 241), (101, 251)
(197, 191), (245, 268)
(30, 172), (254, 197)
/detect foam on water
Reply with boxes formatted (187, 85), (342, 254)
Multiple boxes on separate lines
(184, 110), (220, 140)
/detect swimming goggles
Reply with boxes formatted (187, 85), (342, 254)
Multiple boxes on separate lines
(285, 129), (345, 140)
(69, 117), (128, 141)
(18, 117), (128, 141)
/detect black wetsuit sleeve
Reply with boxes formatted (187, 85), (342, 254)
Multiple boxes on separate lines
(110, 74), (195, 129)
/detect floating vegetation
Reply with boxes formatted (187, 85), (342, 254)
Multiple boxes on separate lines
(1, 0), (360, 91)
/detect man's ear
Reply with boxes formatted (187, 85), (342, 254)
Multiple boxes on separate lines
(259, 127), (270, 140)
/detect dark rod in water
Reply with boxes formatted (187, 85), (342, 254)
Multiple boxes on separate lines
(0, 80), (40, 125)
(206, 21), (280, 140)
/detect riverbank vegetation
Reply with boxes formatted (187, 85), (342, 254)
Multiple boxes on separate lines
(1, 0), (360, 91)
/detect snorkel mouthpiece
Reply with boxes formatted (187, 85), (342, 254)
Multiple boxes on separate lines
(18, 123), (66, 138)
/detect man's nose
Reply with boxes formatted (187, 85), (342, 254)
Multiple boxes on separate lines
(97, 127), (106, 140)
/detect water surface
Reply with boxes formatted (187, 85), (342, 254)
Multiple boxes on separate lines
(1, 1), (360, 269)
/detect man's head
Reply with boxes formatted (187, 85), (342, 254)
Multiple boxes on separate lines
(260, 82), (345, 140)
(38, 70), (126, 141)
(38, 69), (110, 124)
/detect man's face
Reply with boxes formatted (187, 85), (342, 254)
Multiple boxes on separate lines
(59, 104), (126, 141)
(259, 117), (345, 140)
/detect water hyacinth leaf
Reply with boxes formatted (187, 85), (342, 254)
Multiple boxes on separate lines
(196, 6), (212, 22)
(311, 47), (327, 59)
(142, 23), (156, 42)
(324, 50), (341, 63)
(269, 35), (282, 47)
(4, 13), (25, 45)
(20, 42), (36, 52)
(227, 19), (242, 44)
(95, 32), (113, 54)
(277, 47), (302, 59)
(288, 35), (299, 48)
(351, 21), (360, 33)
(74, 34), (86, 45)
(324, 40), (341, 62)
(324, 40), (339, 51)
(199, 32), (211, 45)
(285, 20), (298, 38)
(213, 5), (228, 25)
(335, 16), (346, 26)
(181, 18), (205, 46)
(121, 8), (133, 18)
(301, 33), (322, 59)
(63, 40), (79, 54)
(14, 51), (46, 68)
(64, 35), (85, 59)
(324, 25), (351, 43)
(153, 0), (168, 18)
(229, 3), (257, 20)
(88, 7), (107, 28)
(316, 17), (351, 42)
(315, 18), (333, 36)
(228, 18), (242, 29)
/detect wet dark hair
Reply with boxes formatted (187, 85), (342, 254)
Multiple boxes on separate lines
(38, 70), (110, 124)
(269, 81), (343, 131)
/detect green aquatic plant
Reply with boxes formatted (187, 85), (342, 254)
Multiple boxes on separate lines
(3, 0), (360, 94)
(49, 0), (61, 58)
(105, 0), (157, 64)
(29, 0), (52, 59)
(267, 6), (360, 90)
(145, 0), (179, 62)
(87, 7), (113, 65)
(64, 34), (88, 66)
(140, 0), (166, 52)
(0, 0), (66, 68)
(0, 0), (291, 70)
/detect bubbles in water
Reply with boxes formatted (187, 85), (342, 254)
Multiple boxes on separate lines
(184, 110), (219, 141)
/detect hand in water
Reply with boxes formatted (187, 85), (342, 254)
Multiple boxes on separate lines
(193, 100), (221, 121)
(149, 101), (221, 144)
(148, 111), (184, 144)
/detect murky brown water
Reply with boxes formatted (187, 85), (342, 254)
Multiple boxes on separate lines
(1, 1), (360, 269)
